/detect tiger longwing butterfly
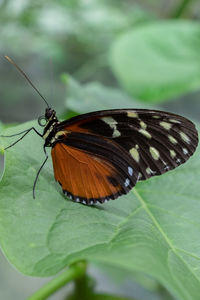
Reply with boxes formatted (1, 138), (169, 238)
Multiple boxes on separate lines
(2, 57), (198, 205)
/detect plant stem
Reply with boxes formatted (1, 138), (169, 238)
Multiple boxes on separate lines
(26, 261), (87, 300)
(172, 0), (194, 18)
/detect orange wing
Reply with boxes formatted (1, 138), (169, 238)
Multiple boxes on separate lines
(51, 142), (137, 205)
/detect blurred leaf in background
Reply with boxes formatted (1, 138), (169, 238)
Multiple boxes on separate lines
(110, 21), (200, 103)
(62, 74), (149, 114)
(0, 0), (151, 81)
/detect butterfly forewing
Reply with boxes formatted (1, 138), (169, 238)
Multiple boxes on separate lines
(52, 109), (198, 204)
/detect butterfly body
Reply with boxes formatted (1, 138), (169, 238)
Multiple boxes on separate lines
(40, 108), (198, 205)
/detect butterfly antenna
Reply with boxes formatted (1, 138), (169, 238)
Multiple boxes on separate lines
(4, 55), (50, 108)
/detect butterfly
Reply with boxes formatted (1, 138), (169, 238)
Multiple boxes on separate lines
(1, 57), (199, 205)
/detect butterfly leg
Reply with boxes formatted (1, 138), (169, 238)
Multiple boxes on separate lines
(1, 127), (42, 150)
(33, 145), (48, 199)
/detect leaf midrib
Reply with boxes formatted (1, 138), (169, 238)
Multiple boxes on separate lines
(147, 203), (200, 228)
(133, 188), (200, 286)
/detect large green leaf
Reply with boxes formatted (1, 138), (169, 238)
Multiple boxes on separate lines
(110, 20), (200, 103)
(0, 120), (200, 300)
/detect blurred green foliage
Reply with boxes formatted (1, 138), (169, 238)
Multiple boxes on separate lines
(110, 20), (200, 102)
(1, 0), (151, 82)
(1, 0), (192, 85)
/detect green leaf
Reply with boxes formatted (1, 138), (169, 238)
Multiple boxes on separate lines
(0, 121), (200, 300)
(110, 20), (200, 103)
(91, 294), (136, 300)
(93, 262), (159, 292)
(64, 75), (147, 113)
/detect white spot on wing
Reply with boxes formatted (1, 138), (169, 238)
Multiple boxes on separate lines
(140, 121), (147, 130)
(112, 129), (121, 138)
(101, 116), (116, 124)
(139, 129), (152, 139)
(170, 149), (176, 158)
(164, 165), (170, 171)
(162, 160), (170, 170)
(124, 178), (130, 187)
(149, 146), (160, 160)
(129, 147), (140, 162)
(160, 121), (172, 130)
(128, 166), (133, 176)
(168, 135), (177, 144)
(179, 131), (191, 144)
(146, 167), (156, 175)
(50, 130), (67, 144)
(183, 148), (188, 155)
(101, 116), (121, 138)
(127, 111), (138, 118)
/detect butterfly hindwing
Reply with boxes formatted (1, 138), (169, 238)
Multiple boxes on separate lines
(51, 133), (139, 204)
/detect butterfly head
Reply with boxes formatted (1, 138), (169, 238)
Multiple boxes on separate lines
(38, 108), (57, 127)
(39, 108), (59, 146)
(45, 108), (56, 120)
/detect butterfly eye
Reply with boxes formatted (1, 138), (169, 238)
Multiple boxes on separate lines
(38, 116), (47, 127)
